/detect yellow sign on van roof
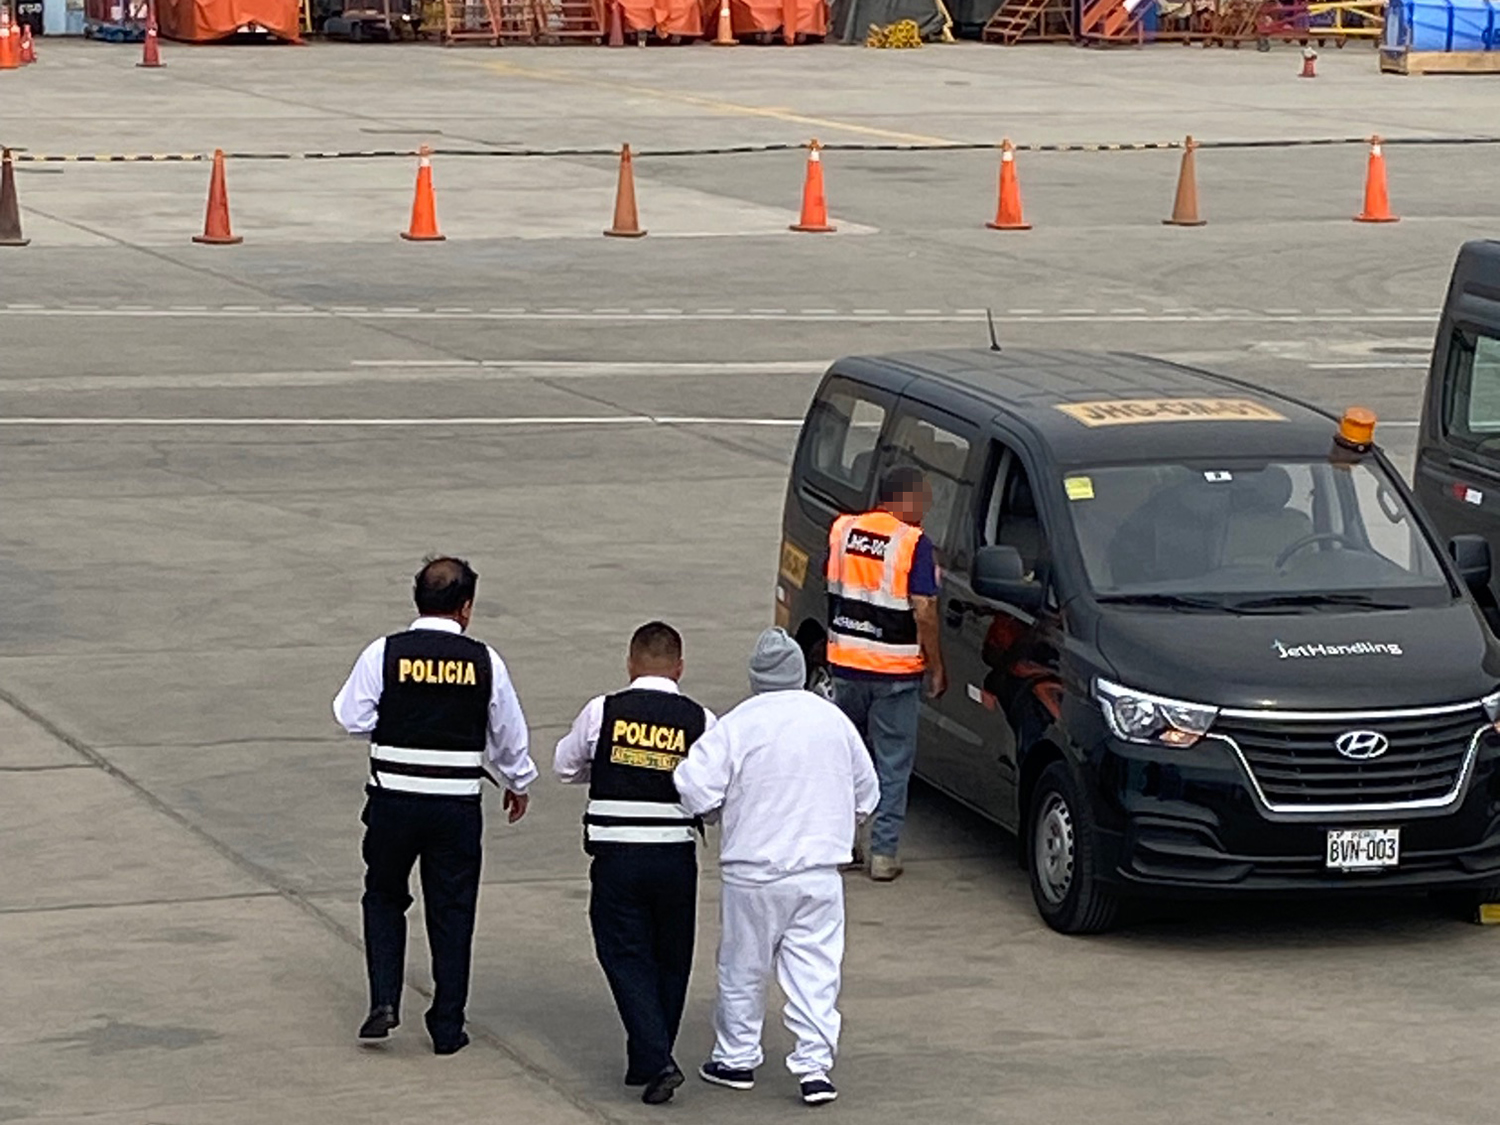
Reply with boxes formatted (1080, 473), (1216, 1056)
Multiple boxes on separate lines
(1055, 398), (1288, 427)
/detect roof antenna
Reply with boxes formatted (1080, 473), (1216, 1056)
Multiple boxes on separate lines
(985, 307), (1002, 352)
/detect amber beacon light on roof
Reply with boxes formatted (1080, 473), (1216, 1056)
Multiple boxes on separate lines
(1333, 406), (1377, 458)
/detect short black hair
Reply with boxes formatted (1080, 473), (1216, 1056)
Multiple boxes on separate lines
(629, 621), (683, 666)
(413, 556), (478, 616)
(879, 465), (927, 504)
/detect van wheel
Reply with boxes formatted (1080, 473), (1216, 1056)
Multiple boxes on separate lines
(1028, 761), (1120, 934)
(804, 638), (837, 701)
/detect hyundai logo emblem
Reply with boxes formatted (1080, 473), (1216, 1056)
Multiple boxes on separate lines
(1334, 730), (1390, 760)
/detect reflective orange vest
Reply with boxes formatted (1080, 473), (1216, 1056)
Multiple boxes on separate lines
(826, 510), (926, 676)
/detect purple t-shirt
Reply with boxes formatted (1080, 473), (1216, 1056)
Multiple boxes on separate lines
(908, 533), (939, 596)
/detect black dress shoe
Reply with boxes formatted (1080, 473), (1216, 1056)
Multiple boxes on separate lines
(432, 1031), (470, 1056)
(642, 1064), (685, 1105)
(358, 1005), (399, 1039)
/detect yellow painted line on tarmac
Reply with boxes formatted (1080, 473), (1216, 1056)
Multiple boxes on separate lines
(462, 58), (959, 147)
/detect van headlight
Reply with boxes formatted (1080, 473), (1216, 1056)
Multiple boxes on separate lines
(1095, 678), (1219, 748)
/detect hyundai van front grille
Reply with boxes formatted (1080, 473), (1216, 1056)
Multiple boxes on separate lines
(1208, 702), (1489, 815)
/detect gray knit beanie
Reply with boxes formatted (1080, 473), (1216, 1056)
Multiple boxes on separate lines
(748, 627), (806, 694)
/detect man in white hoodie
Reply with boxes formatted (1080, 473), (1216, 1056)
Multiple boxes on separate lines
(674, 627), (879, 1107)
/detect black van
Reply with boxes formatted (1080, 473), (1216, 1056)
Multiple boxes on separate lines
(775, 348), (1500, 933)
(1415, 240), (1500, 621)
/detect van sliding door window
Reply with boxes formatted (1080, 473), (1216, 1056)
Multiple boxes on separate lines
(1444, 330), (1500, 449)
(887, 415), (973, 554)
(801, 378), (888, 505)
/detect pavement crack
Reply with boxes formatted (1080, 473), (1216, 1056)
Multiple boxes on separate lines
(0, 762), (97, 772)
(532, 376), (790, 468)
(0, 890), (281, 917)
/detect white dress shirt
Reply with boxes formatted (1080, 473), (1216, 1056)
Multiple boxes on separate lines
(674, 689), (880, 885)
(333, 616), (538, 794)
(553, 675), (717, 784)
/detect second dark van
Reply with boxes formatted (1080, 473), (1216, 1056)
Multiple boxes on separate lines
(1415, 239), (1500, 625)
(776, 348), (1500, 933)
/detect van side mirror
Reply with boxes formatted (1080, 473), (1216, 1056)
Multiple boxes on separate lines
(1449, 534), (1492, 592)
(972, 545), (1044, 611)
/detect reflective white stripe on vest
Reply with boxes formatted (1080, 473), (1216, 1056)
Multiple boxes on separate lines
(586, 799), (693, 820)
(882, 522), (916, 594)
(586, 824), (698, 844)
(827, 632), (922, 659)
(371, 744), (485, 768)
(826, 581), (912, 611)
(372, 771), (483, 797)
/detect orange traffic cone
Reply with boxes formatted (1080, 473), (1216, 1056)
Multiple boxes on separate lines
(20, 23), (35, 64)
(192, 150), (243, 245)
(0, 8), (18, 70)
(1163, 135), (1206, 227)
(604, 144), (646, 238)
(986, 138), (1031, 231)
(781, 0), (795, 43)
(1355, 134), (1398, 223)
(607, 0), (625, 46)
(0, 148), (29, 247)
(712, 0), (737, 44)
(1299, 45), (1317, 77)
(401, 145), (445, 242)
(138, 3), (163, 67)
(790, 140), (835, 233)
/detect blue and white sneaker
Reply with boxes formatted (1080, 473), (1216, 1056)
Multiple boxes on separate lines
(800, 1074), (838, 1106)
(699, 1060), (756, 1090)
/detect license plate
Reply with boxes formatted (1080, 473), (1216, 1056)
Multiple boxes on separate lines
(1325, 827), (1401, 870)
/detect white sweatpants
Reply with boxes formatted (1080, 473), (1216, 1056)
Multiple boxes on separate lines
(711, 868), (845, 1078)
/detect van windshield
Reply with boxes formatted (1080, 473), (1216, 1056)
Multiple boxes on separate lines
(1062, 459), (1453, 605)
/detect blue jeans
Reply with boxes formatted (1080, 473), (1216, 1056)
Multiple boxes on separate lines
(832, 675), (921, 858)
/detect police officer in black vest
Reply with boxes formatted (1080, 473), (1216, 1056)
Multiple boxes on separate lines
(334, 557), (538, 1055)
(554, 622), (714, 1105)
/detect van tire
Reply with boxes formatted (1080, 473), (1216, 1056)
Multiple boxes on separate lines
(804, 637), (837, 702)
(1027, 761), (1120, 935)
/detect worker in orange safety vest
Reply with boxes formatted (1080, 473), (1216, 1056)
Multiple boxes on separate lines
(825, 464), (946, 883)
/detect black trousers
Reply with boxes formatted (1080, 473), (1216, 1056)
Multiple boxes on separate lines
(588, 843), (698, 1081)
(361, 790), (482, 1044)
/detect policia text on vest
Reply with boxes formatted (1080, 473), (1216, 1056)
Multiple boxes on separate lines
(333, 557), (539, 1056)
(395, 656), (481, 686)
(553, 622), (716, 1106)
(608, 715), (691, 771)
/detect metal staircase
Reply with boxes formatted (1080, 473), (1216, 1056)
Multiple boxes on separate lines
(1077, 0), (1145, 40)
(982, 0), (1074, 42)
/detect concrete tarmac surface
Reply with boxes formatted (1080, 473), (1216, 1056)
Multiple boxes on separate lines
(2, 39), (1498, 1125)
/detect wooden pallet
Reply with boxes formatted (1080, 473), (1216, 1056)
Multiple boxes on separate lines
(1381, 47), (1500, 73)
(437, 0), (534, 41)
(532, 0), (604, 39)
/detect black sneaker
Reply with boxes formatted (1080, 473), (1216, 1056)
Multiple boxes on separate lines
(432, 1031), (470, 1056)
(800, 1075), (838, 1106)
(642, 1065), (685, 1105)
(357, 1005), (399, 1039)
(698, 1060), (756, 1090)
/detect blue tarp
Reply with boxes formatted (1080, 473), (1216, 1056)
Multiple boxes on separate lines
(1384, 0), (1498, 51)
